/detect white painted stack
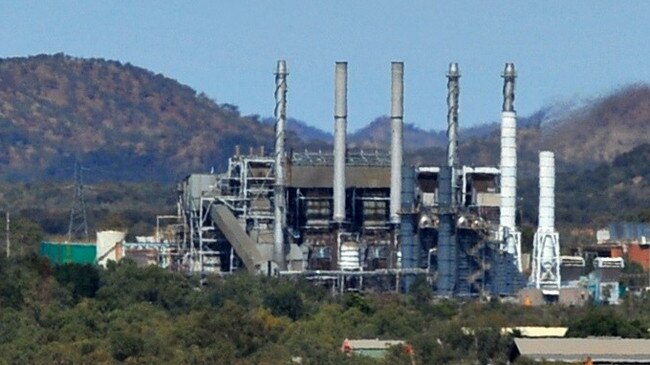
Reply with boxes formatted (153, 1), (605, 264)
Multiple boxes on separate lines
(499, 63), (522, 272)
(530, 151), (561, 293)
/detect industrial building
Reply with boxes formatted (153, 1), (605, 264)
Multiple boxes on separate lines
(162, 60), (551, 297)
(513, 338), (650, 364)
(40, 231), (174, 269)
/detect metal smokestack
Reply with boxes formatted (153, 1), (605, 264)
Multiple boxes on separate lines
(446, 63), (460, 206)
(499, 62), (522, 272)
(531, 151), (561, 291)
(390, 62), (404, 224)
(333, 62), (348, 223)
(273, 60), (288, 270)
(538, 151), (555, 230)
(438, 64), (460, 296)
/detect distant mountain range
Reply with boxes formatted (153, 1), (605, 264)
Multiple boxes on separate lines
(0, 54), (648, 185)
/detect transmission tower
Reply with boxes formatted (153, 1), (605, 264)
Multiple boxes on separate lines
(68, 159), (89, 241)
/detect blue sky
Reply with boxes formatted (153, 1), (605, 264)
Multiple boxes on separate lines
(1, 1), (649, 132)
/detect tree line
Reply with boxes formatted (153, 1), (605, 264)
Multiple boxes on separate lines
(2, 252), (650, 364)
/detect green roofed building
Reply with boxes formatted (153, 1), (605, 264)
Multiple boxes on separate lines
(41, 242), (96, 265)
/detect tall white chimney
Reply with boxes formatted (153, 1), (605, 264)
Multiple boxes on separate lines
(390, 62), (404, 224)
(333, 62), (348, 223)
(538, 151), (555, 230)
(499, 62), (522, 272)
(273, 60), (288, 269)
(530, 151), (561, 292)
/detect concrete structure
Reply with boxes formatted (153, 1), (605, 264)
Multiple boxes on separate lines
(389, 62), (404, 224)
(558, 287), (591, 306)
(333, 62), (347, 224)
(499, 63), (522, 273)
(530, 151), (561, 293)
(560, 256), (585, 288)
(96, 230), (125, 267)
(514, 338), (650, 364)
(518, 288), (545, 306)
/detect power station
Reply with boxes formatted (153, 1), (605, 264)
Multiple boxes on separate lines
(168, 60), (562, 297)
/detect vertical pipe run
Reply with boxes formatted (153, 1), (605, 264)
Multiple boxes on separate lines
(333, 62), (348, 223)
(446, 63), (460, 207)
(400, 166), (417, 291)
(273, 60), (288, 270)
(437, 166), (457, 296)
(390, 62), (404, 224)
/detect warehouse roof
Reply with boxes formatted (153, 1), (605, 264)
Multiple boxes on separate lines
(514, 338), (650, 363)
(346, 339), (404, 350)
(502, 327), (568, 338)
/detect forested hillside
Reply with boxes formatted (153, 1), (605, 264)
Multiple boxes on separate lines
(0, 54), (289, 182)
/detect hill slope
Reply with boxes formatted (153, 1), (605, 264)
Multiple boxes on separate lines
(544, 84), (650, 165)
(0, 54), (286, 182)
(0, 54), (648, 184)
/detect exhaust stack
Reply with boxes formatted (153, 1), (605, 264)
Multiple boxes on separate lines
(333, 62), (348, 223)
(499, 63), (522, 272)
(446, 63), (460, 206)
(273, 60), (288, 270)
(390, 62), (404, 224)
(530, 151), (561, 292)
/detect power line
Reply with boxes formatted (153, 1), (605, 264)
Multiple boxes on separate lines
(68, 159), (89, 241)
